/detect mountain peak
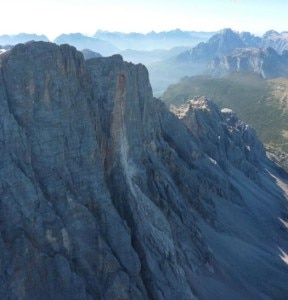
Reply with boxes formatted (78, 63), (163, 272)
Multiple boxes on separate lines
(219, 28), (236, 35)
(263, 30), (280, 37)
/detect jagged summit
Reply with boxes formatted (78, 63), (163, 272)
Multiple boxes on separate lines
(0, 42), (287, 299)
(184, 28), (244, 57)
(216, 28), (242, 42)
(171, 96), (266, 177)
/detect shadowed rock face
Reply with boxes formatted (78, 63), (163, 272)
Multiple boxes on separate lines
(0, 42), (288, 300)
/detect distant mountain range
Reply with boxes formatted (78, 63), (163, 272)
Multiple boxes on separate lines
(53, 33), (119, 56)
(0, 30), (214, 60)
(2, 29), (288, 96)
(0, 30), (215, 53)
(148, 28), (288, 95)
(94, 29), (215, 50)
(81, 49), (102, 60)
(0, 33), (49, 45)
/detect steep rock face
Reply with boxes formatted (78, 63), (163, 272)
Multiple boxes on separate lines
(239, 32), (262, 48)
(0, 42), (288, 300)
(172, 28), (246, 75)
(171, 97), (266, 180)
(0, 42), (144, 300)
(179, 28), (245, 63)
(209, 47), (288, 78)
(262, 30), (288, 54)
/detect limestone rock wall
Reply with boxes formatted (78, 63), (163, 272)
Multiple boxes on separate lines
(0, 42), (287, 299)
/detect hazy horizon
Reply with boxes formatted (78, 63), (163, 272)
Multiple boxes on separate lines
(1, 0), (287, 40)
(1, 27), (286, 42)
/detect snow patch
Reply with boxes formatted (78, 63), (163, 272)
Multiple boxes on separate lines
(279, 248), (288, 265)
(221, 108), (233, 114)
(279, 218), (288, 229)
(209, 157), (217, 165)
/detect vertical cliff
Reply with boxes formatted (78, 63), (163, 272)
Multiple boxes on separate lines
(0, 42), (287, 299)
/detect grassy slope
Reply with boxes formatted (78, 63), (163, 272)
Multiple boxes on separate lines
(161, 72), (288, 168)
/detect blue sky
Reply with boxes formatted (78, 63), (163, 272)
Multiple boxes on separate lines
(1, 0), (287, 39)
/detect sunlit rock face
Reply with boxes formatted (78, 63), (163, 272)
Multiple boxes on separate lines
(209, 47), (288, 78)
(0, 42), (287, 300)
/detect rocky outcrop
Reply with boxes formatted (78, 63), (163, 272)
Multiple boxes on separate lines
(171, 97), (266, 179)
(0, 42), (288, 300)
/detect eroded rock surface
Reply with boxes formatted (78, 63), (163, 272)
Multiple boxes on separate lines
(0, 42), (287, 299)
